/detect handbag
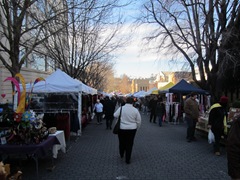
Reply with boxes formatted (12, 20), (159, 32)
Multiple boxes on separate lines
(113, 106), (122, 134)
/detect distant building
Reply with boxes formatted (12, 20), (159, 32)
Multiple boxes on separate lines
(171, 71), (192, 83)
(130, 71), (193, 94)
(131, 78), (149, 93)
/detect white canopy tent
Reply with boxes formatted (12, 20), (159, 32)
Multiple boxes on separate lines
(133, 90), (147, 98)
(23, 69), (97, 135)
(146, 87), (158, 96)
(25, 69), (97, 94)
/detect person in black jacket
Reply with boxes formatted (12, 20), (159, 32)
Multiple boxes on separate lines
(103, 96), (116, 130)
(155, 98), (166, 127)
(149, 96), (158, 123)
(208, 96), (228, 156)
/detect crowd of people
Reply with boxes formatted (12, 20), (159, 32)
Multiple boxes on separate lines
(91, 94), (167, 164)
(89, 93), (239, 179)
(92, 94), (167, 129)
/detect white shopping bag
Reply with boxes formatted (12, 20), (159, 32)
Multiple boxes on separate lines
(208, 129), (215, 144)
(91, 113), (95, 120)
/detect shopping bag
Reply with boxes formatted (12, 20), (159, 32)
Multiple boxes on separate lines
(113, 118), (120, 134)
(113, 106), (122, 134)
(208, 129), (215, 144)
(91, 113), (95, 120)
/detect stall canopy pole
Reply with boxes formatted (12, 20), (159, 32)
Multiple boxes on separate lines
(78, 91), (82, 136)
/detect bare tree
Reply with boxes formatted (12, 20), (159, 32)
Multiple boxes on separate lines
(82, 58), (115, 90)
(138, 0), (240, 100)
(104, 67), (115, 92)
(119, 74), (131, 94)
(41, 0), (127, 85)
(0, 0), (71, 78)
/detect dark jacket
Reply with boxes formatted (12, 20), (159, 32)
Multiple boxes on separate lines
(149, 99), (157, 113)
(155, 102), (166, 117)
(184, 97), (199, 120)
(208, 103), (225, 135)
(227, 116), (240, 179)
(103, 99), (115, 119)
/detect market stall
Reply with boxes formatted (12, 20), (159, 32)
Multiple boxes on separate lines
(23, 69), (97, 137)
(168, 79), (207, 94)
(0, 72), (73, 178)
(145, 87), (158, 96)
(159, 82), (175, 93)
(198, 106), (240, 135)
(165, 79), (208, 124)
(0, 136), (59, 177)
(133, 90), (147, 98)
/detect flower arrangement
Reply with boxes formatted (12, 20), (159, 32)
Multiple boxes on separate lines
(0, 74), (48, 145)
(1, 109), (48, 145)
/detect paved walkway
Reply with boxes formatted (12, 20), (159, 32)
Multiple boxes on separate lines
(22, 113), (230, 180)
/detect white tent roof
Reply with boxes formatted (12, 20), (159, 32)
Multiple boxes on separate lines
(133, 90), (147, 98)
(25, 69), (97, 94)
(74, 79), (97, 95)
(146, 87), (158, 95)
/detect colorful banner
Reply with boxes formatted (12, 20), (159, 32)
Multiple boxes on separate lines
(4, 77), (20, 104)
(15, 73), (26, 113)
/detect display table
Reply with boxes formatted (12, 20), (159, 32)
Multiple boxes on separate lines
(0, 136), (60, 177)
(49, 130), (66, 158)
(196, 116), (209, 133)
(196, 116), (232, 133)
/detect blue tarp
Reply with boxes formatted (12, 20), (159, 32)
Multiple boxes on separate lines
(168, 79), (207, 94)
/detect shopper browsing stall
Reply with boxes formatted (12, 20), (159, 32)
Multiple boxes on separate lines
(208, 96), (228, 156)
(184, 92), (199, 142)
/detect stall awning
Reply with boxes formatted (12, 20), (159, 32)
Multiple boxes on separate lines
(159, 82), (175, 91)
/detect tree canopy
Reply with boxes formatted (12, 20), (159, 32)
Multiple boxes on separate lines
(0, 0), (128, 91)
(138, 0), (240, 101)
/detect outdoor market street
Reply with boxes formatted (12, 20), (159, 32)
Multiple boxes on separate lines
(21, 113), (230, 180)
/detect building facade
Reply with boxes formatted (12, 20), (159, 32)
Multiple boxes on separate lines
(0, 0), (67, 103)
(131, 71), (193, 94)
(131, 78), (150, 93)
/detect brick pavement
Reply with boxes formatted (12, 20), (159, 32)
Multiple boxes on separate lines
(20, 113), (231, 180)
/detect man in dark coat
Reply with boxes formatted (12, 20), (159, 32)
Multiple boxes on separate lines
(155, 98), (166, 127)
(184, 92), (199, 142)
(103, 96), (116, 130)
(149, 96), (158, 123)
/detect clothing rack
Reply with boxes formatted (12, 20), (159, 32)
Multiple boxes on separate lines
(42, 111), (76, 144)
(166, 102), (181, 124)
(30, 109), (77, 114)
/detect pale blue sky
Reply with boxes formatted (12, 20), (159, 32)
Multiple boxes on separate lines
(113, 0), (184, 78)
(114, 59), (183, 78)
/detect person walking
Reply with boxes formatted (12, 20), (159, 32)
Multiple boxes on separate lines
(149, 96), (158, 123)
(155, 98), (166, 127)
(93, 99), (104, 124)
(103, 96), (115, 130)
(208, 96), (228, 156)
(184, 92), (199, 142)
(113, 97), (141, 164)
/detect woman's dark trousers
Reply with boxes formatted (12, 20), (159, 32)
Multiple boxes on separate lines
(118, 129), (137, 163)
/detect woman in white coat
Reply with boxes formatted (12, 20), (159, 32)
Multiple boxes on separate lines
(114, 97), (141, 164)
